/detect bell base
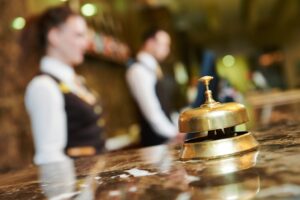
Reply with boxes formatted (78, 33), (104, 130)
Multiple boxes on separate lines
(180, 131), (259, 160)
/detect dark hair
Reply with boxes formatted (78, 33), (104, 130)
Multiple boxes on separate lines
(20, 5), (79, 61)
(141, 27), (166, 44)
(37, 6), (78, 54)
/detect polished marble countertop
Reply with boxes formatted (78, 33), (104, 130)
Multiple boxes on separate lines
(0, 120), (300, 200)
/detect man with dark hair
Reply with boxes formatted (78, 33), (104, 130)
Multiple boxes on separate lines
(126, 29), (181, 147)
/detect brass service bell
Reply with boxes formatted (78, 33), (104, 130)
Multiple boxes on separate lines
(179, 76), (259, 160)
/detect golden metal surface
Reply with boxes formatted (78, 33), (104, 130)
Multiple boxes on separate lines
(178, 76), (259, 160)
(182, 150), (260, 199)
(67, 146), (96, 157)
(199, 76), (217, 105)
(179, 102), (248, 133)
(180, 132), (259, 160)
(191, 169), (260, 200)
(201, 150), (259, 176)
(179, 76), (249, 133)
(181, 150), (259, 176)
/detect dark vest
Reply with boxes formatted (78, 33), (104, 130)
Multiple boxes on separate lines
(42, 74), (105, 156)
(138, 82), (170, 147)
(129, 63), (171, 147)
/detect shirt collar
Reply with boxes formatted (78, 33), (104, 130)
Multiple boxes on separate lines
(137, 51), (158, 71)
(40, 56), (76, 82)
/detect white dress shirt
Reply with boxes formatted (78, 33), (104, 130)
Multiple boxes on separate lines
(25, 56), (90, 165)
(126, 52), (177, 139)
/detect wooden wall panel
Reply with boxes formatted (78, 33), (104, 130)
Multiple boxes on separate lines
(0, 0), (34, 173)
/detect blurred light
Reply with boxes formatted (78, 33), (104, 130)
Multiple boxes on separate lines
(81, 3), (97, 17)
(222, 55), (235, 67)
(174, 62), (188, 85)
(114, 0), (127, 12)
(11, 17), (26, 30)
(259, 54), (272, 67)
(60, 0), (68, 2)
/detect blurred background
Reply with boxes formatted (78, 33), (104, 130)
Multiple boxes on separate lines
(1, 0), (300, 173)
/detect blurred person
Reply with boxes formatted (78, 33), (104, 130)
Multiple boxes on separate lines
(252, 47), (286, 90)
(126, 28), (182, 147)
(22, 6), (105, 165)
(191, 50), (219, 107)
(192, 50), (240, 108)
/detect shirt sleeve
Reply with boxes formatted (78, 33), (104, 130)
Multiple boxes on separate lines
(126, 65), (177, 139)
(25, 76), (69, 165)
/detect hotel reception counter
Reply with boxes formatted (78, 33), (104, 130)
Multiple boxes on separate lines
(0, 120), (300, 200)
